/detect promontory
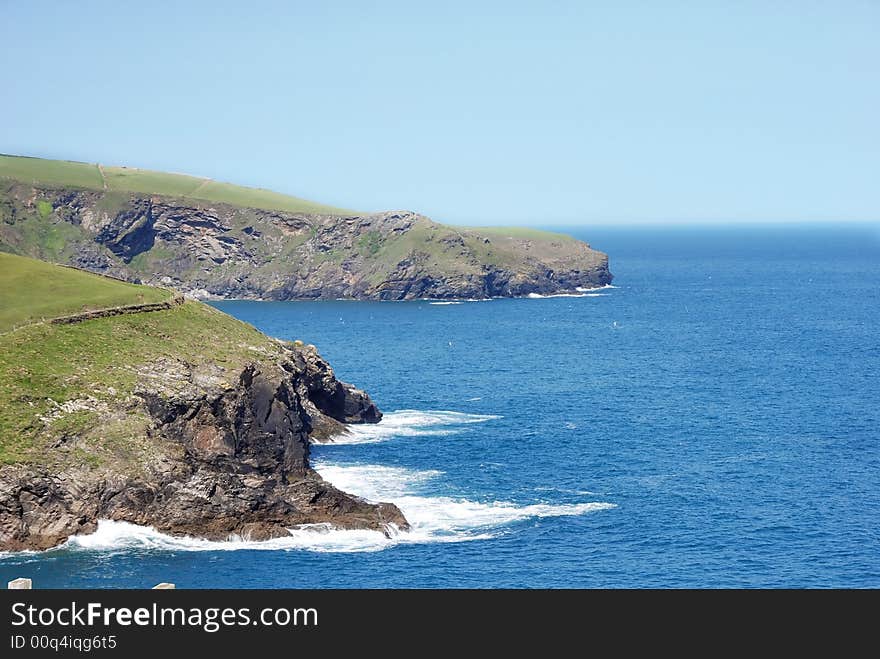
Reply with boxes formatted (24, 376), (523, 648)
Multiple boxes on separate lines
(0, 154), (612, 300)
(0, 253), (406, 551)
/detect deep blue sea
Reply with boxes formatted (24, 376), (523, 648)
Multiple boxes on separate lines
(3, 224), (879, 588)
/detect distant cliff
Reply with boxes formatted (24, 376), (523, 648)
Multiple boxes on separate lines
(0, 156), (612, 300)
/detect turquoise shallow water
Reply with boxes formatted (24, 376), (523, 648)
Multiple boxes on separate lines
(2, 224), (879, 587)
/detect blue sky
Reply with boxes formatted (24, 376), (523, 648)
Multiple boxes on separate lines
(2, 1), (878, 226)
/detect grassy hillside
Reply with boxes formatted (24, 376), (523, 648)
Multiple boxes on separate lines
(462, 226), (577, 241)
(0, 254), (284, 464)
(0, 155), (104, 189)
(0, 154), (353, 215)
(0, 252), (170, 332)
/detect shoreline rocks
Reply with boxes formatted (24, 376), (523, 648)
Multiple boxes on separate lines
(0, 342), (406, 552)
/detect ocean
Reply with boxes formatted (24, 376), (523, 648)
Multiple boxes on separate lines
(2, 224), (879, 588)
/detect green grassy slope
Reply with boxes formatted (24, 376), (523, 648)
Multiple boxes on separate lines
(0, 155), (103, 189)
(185, 179), (355, 215)
(0, 254), (283, 464)
(0, 154), (353, 215)
(0, 155), (587, 246)
(0, 252), (171, 332)
(461, 226), (576, 241)
(102, 166), (205, 197)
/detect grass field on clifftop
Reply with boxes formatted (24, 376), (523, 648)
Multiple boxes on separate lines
(462, 226), (576, 241)
(0, 155), (104, 189)
(0, 154), (353, 215)
(0, 252), (171, 332)
(0, 254), (283, 464)
(0, 155), (592, 255)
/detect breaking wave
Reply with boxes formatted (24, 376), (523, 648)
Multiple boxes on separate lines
(325, 409), (501, 445)
(61, 463), (613, 554)
(53, 408), (614, 554)
(526, 285), (616, 299)
(64, 519), (397, 554)
(576, 284), (618, 292)
(526, 292), (587, 298)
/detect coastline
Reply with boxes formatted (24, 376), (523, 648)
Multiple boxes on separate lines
(195, 283), (619, 303)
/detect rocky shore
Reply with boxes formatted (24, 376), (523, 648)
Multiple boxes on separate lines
(0, 339), (406, 552)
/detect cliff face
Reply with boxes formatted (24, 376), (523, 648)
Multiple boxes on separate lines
(0, 339), (405, 552)
(0, 182), (612, 300)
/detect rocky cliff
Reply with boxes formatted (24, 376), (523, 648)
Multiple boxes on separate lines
(0, 180), (612, 300)
(0, 267), (406, 551)
(0, 341), (404, 551)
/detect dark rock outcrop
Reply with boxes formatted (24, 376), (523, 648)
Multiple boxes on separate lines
(0, 343), (406, 552)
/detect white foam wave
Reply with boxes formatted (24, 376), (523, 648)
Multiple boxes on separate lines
(52, 410), (613, 554)
(316, 464), (613, 542)
(58, 463), (614, 555)
(418, 297), (492, 303)
(576, 284), (618, 292)
(526, 292), (588, 299)
(525, 284), (615, 298)
(64, 520), (397, 553)
(429, 301), (462, 305)
(326, 409), (501, 445)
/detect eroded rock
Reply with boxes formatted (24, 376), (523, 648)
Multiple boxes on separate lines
(0, 344), (406, 551)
